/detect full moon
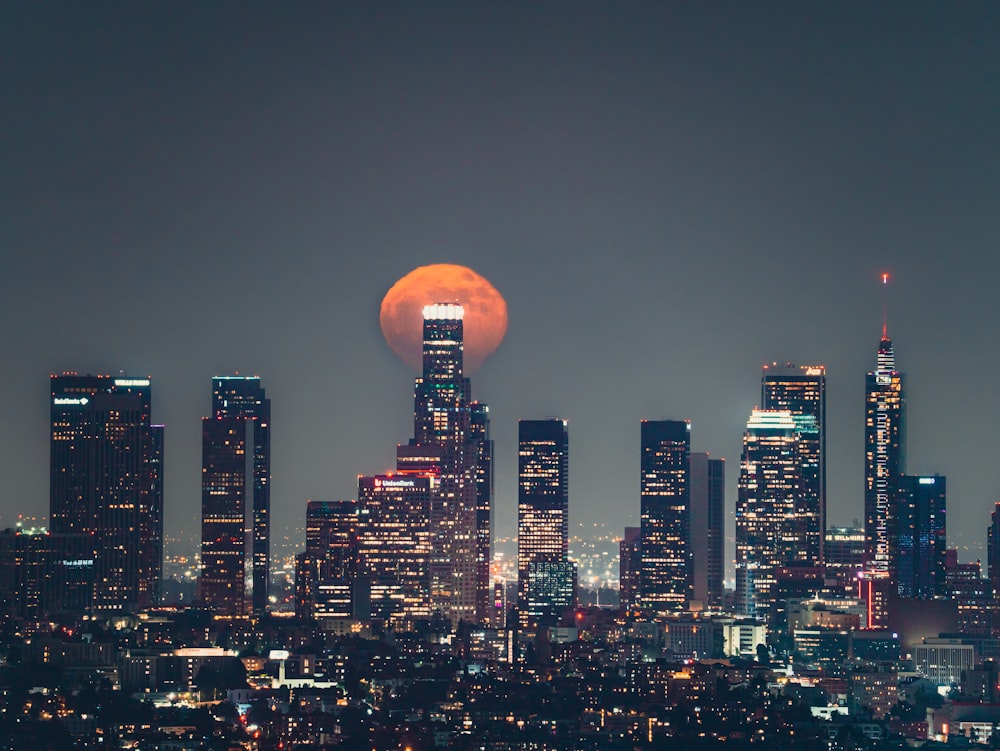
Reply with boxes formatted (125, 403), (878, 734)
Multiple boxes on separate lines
(380, 264), (508, 372)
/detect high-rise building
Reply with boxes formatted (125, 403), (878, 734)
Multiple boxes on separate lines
(405, 303), (478, 627)
(762, 363), (825, 564)
(825, 526), (866, 588)
(294, 500), (359, 621)
(989, 503), (1000, 636)
(200, 376), (270, 615)
(736, 409), (803, 621)
(618, 526), (641, 612)
(50, 373), (161, 613)
(890, 475), (946, 600)
(690, 452), (724, 609)
(518, 419), (573, 627)
(357, 474), (434, 624)
(470, 402), (494, 624)
(639, 420), (691, 613)
(864, 333), (906, 576)
(861, 329), (905, 628)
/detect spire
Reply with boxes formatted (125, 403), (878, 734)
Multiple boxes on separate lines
(877, 272), (895, 371)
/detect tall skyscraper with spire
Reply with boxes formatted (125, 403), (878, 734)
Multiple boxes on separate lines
(200, 376), (271, 616)
(762, 363), (825, 564)
(862, 276), (905, 627)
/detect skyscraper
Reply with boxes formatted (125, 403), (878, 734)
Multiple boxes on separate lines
(200, 376), (270, 616)
(890, 475), (946, 600)
(690, 452), (724, 609)
(862, 329), (905, 628)
(864, 332), (906, 575)
(357, 474), (434, 624)
(294, 500), (359, 621)
(762, 363), (825, 564)
(518, 419), (573, 628)
(618, 526), (641, 613)
(639, 420), (691, 613)
(406, 303), (478, 626)
(736, 409), (802, 621)
(50, 373), (161, 613)
(470, 402), (494, 623)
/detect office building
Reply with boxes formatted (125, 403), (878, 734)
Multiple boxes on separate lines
(736, 409), (803, 621)
(619, 526), (641, 612)
(357, 474), (434, 624)
(864, 331), (906, 576)
(294, 500), (359, 621)
(406, 304), (478, 626)
(690, 452), (724, 608)
(825, 526), (866, 588)
(200, 376), (270, 615)
(762, 363), (825, 563)
(890, 475), (946, 600)
(639, 420), (691, 613)
(470, 401), (494, 624)
(50, 373), (160, 613)
(518, 419), (573, 627)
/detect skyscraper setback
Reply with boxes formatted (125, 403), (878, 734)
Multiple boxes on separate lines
(50, 374), (161, 612)
(762, 363), (825, 564)
(200, 376), (271, 615)
(518, 418), (573, 627)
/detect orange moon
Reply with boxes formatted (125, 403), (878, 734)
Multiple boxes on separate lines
(380, 264), (508, 372)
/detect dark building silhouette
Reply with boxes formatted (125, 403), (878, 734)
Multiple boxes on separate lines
(199, 376), (270, 615)
(639, 420), (691, 613)
(862, 330), (905, 627)
(50, 373), (160, 613)
(690, 452), (724, 608)
(890, 475), (946, 600)
(0, 527), (93, 618)
(762, 363), (826, 564)
(618, 526), (641, 612)
(518, 419), (573, 627)
(294, 500), (359, 621)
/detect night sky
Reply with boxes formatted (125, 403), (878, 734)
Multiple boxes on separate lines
(4, 4), (1000, 567)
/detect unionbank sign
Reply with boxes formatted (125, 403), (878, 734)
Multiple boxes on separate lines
(374, 477), (417, 490)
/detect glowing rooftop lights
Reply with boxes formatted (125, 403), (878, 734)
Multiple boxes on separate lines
(746, 409), (796, 430)
(422, 303), (464, 321)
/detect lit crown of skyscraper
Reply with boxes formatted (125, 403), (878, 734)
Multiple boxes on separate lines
(747, 409), (796, 430)
(423, 303), (464, 320)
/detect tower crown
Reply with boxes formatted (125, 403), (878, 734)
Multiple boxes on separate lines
(876, 335), (895, 372)
(423, 303), (464, 321)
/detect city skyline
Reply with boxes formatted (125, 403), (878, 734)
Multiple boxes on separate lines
(3, 4), (1000, 564)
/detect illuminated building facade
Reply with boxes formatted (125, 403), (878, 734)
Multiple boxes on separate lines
(470, 402), (494, 623)
(690, 452), (724, 608)
(50, 373), (160, 613)
(639, 420), (691, 613)
(406, 303), (478, 626)
(862, 332), (905, 627)
(294, 500), (358, 621)
(357, 474), (434, 624)
(200, 376), (270, 615)
(0, 527), (93, 618)
(762, 363), (825, 564)
(890, 475), (946, 600)
(517, 419), (573, 627)
(736, 409), (803, 621)
(825, 526), (866, 587)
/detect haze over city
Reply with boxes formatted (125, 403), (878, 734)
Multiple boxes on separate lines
(4, 2), (1000, 562)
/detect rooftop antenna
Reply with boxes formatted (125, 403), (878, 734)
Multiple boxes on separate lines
(881, 272), (889, 338)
